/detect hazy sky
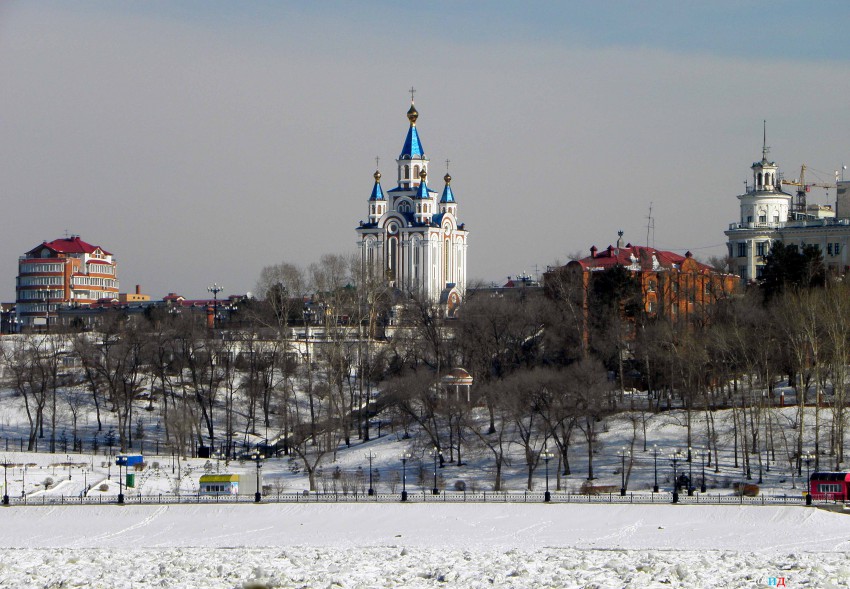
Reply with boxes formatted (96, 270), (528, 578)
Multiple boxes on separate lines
(2, 1), (850, 301)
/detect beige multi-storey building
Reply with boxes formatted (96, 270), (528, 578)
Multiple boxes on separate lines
(725, 138), (850, 283)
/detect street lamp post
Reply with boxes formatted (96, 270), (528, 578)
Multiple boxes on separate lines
(41, 290), (50, 333)
(366, 452), (376, 496)
(670, 450), (683, 504)
(208, 283), (223, 329)
(652, 445), (659, 493)
(803, 452), (814, 506)
(699, 448), (707, 493)
(687, 446), (694, 496)
(250, 451), (264, 503)
(400, 451), (411, 502)
(1, 462), (9, 505)
(541, 447), (553, 502)
(117, 462), (124, 504)
(430, 447), (441, 495)
(618, 448), (630, 496)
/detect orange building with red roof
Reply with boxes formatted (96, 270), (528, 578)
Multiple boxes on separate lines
(16, 235), (119, 329)
(545, 233), (738, 324)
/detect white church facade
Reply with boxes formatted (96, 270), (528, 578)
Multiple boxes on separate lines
(725, 134), (850, 283)
(356, 99), (468, 312)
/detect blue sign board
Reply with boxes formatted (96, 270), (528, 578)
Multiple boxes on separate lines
(115, 455), (144, 466)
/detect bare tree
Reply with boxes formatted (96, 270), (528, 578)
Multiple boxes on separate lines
(74, 316), (148, 452)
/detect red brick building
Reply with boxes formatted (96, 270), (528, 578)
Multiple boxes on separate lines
(16, 235), (119, 329)
(546, 236), (738, 324)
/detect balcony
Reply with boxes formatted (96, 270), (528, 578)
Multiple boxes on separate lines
(728, 218), (850, 231)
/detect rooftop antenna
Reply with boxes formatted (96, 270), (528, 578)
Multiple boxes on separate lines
(762, 119), (770, 161)
(645, 202), (655, 248)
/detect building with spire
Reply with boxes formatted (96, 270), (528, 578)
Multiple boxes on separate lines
(725, 126), (850, 283)
(357, 97), (468, 312)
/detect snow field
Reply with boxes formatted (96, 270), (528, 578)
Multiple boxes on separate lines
(0, 503), (849, 588)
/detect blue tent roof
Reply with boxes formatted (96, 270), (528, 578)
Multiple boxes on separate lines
(400, 125), (425, 159)
(416, 178), (430, 199)
(369, 179), (384, 201)
(440, 182), (455, 203)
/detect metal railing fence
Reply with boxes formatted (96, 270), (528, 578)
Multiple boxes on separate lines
(1, 490), (828, 507)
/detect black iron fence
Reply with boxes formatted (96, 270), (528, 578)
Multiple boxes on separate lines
(1, 490), (828, 507)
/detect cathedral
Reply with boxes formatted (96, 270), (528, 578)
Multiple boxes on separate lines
(356, 98), (468, 312)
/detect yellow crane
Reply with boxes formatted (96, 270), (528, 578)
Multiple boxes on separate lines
(781, 164), (836, 216)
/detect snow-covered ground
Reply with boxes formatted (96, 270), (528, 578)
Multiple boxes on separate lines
(0, 359), (847, 587)
(0, 503), (848, 588)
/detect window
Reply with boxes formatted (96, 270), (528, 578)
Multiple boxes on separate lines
(818, 483), (842, 494)
(738, 266), (747, 280)
(835, 243), (841, 255)
(747, 215), (753, 223)
(737, 242), (746, 257)
(759, 214), (766, 223)
(828, 243), (834, 256)
(647, 279), (656, 292)
(756, 242), (766, 257)
(774, 214), (780, 223)
(444, 239), (451, 281)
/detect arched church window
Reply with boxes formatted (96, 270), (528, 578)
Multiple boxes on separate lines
(758, 172), (763, 186)
(404, 165), (410, 180)
(444, 238), (451, 282)
(388, 237), (398, 281)
(413, 165), (420, 180)
(413, 239), (420, 282)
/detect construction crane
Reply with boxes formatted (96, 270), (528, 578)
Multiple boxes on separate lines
(781, 164), (836, 217)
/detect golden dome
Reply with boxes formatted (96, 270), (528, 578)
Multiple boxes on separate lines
(419, 168), (427, 180)
(407, 103), (419, 125)
(444, 173), (451, 185)
(374, 170), (382, 182)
